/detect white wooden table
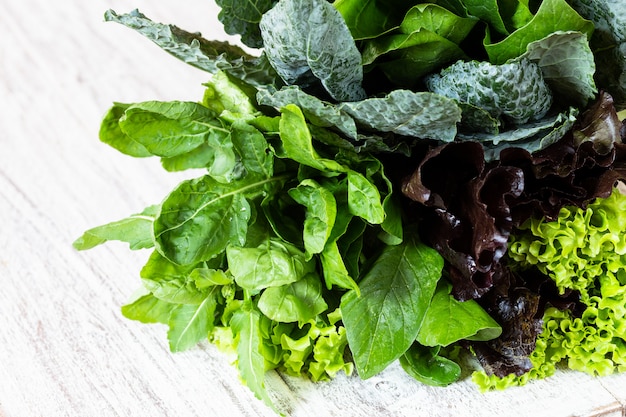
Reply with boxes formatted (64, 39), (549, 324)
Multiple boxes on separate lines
(2, 1), (625, 416)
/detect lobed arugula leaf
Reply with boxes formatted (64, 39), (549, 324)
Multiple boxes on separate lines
(259, 0), (366, 102)
(230, 302), (275, 409)
(118, 101), (221, 158)
(340, 235), (444, 379)
(99, 102), (151, 158)
(73, 205), (158, 250)
(154, 175), (268, 266)
(167, 294), (218, 352)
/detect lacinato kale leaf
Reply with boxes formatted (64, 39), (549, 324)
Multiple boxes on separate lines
(259, 0), (366, 102)
(215, 0), (277, 49)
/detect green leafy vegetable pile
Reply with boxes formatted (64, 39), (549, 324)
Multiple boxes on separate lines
(75, 0), (626, 412)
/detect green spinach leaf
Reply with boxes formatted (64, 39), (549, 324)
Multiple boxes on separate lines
(340, 235), (443, 378)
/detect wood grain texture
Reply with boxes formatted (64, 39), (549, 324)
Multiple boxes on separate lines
(1, 1), (625, 416)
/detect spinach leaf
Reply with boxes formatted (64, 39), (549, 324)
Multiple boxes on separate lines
(417, 281), (502, 347)
(399, 344), (461, 387)
(226, 238), (315, 291)
(340, 235), (443, 378)
(346, 170), (385, 225)
(484, 0), (594, 64)
(334, 0), (399, 40)
(289, 179), (337, 259)
(279, 104), (347, 173)
(361, 4), (477, 85)
(257, 273), (328, 324)
(215, 0), (277, 49)
(119, 101), (220, 158)
(139, 250), (207, 304)
(259, 0), (366, 101)
(73, 205), (158, 250)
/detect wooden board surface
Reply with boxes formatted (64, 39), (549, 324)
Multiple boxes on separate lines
(1, 1), (625, 416)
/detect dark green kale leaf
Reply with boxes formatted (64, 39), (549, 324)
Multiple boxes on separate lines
(215, 0), (277, 49)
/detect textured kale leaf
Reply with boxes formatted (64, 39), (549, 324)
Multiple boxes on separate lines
(215, 0), (277, 49)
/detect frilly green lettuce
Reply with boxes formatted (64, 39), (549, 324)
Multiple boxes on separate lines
(474, 186), (626, 390)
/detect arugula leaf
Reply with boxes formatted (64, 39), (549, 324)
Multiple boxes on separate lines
(154, 175), (265, 266)
(259, 0), (366, 101)
(119, 101), (220, 158)
(167, 294), (218, 351)
(99, 102), (151, 157)
(215, 0), (277, 49)
(340, 90), (462, 142)
(73, 205), (158, 250)
(340, 235), (443, 379)
(230, 302), (275, 408)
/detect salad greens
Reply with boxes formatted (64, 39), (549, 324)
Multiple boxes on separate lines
(75, 0), (626, 413)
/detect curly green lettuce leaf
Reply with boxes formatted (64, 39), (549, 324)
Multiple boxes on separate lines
(259, 0), (366, 102)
